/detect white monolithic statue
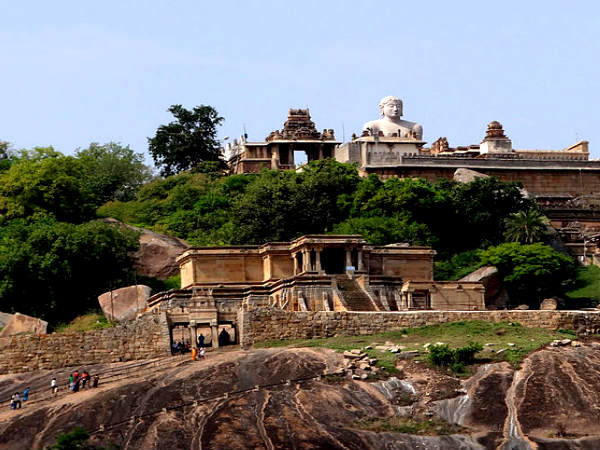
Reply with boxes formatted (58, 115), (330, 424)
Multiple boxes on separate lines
(362, 96), (423, 139)
(335, 96), (425, 167)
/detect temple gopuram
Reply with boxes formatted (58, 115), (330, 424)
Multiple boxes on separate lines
(225, 108), (339, 174)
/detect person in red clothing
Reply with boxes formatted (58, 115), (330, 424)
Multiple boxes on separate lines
(81, 370), (89, 389)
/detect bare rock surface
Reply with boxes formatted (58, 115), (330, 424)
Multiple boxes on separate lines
(98, 285), (152, 322)
(540, 298), (558, 310)
(2, 346), (600, 449)
(104, 218), (189, 280)
(0, 313), (13, 329)
(459, 266), (509, 309)
(0, 313), (47, 338)
(453, 168), (489, 184)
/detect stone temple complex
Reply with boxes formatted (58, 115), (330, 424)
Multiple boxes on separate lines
(148, 235), (484, 347)
(225, 96), (600, 264)
(147, 96), (600, 348)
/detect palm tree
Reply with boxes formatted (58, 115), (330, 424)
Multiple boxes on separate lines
(503, 210), (550, 244)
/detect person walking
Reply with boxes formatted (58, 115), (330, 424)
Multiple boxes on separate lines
(22, 387), (29, 402)
(68, 374), (74, 392)
(191, 347), (197, 361)
(81, 370), (89, 389)
(51, 377), (58, 396)
(92, 374), (99, 388)
(12, 392), (21, 409)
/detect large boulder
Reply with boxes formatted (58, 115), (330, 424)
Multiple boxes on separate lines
(104, 218), (189, 280)
(0, 312), (14, 329)
(459, 265), (510, 309)
(98, 284), (152, 322)
(540, 298), (558, 310)
(453, 168), (489, 184)
(0, 312), (48, 337)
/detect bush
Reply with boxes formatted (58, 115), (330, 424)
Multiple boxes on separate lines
(427, 342), (483, 373)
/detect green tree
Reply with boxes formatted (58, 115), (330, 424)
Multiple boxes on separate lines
(0, 155), (95, 222)
(148, 104), (224, 176)
(231, 159), (360, 244)
(503, 209), (550, 244)
(76, 142), (153, 204)
(0, 218), (139, 323)
(331, 215), (432, 246)
(451, 177), (534, 251)
(48, 427), (91, 450)
(479, 242), (576, 307)
(0, 141), (14, 171)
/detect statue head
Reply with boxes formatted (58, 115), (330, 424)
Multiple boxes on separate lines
(378, 96), (403, 119)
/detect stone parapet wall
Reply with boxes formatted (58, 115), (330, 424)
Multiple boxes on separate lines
(0, 312), (171, 375)
(240, 308), (600, 347)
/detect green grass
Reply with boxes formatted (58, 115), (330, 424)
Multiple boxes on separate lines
(356, 416), (464, 435)
(254, 320), (576, 370)
(566, 265), (600, 303)
(54, 312), (115, 333)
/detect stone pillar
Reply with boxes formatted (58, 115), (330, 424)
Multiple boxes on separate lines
(189, 321), (198, 348)
(345, 248), (352, 268)
(303, 249), (311, 272)
(357, 250), (364, 271)
(211, 321), (220, 348)
(315, 248), (322, 273)
(293, 253), (299, 275)
(318, 144), (324, 160)
(407, 292), (413, 309)
(272, 144), (280, 167)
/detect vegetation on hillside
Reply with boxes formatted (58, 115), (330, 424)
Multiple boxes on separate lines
(0, 104), (593, 325)
(567, 265), (600, 305)
(255, 320), (576, 371)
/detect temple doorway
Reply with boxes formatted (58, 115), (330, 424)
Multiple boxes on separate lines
(321, 248), (346, 274)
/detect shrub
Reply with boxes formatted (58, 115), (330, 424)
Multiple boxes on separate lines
(427, 342), (483, 373)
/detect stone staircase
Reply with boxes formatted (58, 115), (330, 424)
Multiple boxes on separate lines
(334, 276), (376, 311)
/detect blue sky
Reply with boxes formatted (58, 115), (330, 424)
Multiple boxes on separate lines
(2, 1), (600, 166)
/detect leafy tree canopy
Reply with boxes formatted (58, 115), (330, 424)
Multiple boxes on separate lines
(76, 142), (153, 204)
(0, 154), (96, 223)
(479, 242), (576, 307)
(503, 209), (550, 244)
(148, 104), (224, 176)
(0, 218), (139, 323)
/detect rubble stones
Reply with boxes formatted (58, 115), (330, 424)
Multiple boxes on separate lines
(398, 350), (420, 359)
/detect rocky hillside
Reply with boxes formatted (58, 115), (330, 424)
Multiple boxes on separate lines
(1, 345), (600, 450)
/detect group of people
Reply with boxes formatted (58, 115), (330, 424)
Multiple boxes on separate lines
(9, 387), (28, 410)
(171, 329), (233, 355)
(67, 369), (99, 393)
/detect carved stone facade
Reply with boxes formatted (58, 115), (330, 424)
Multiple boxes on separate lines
(226, 109), (339, 174)
(148, 235), (485, 348)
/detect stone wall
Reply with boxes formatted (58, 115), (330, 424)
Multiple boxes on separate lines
(0, 312), (171, 375)
(240, 307), (600, 347)
(365, 162), (600, 197)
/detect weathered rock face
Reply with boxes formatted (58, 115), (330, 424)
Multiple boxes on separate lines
(0, 312), (13, 329)
(3, 345), (600, 450)
(0, 313), (47, 338)
(540, 298), (558, 310)
(104, 218), (189, 280)
(459, 266), (509, 309)
(0, 348), (483, 450)
(453, 168), (489, 184)
(98, 285), (152, 322)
